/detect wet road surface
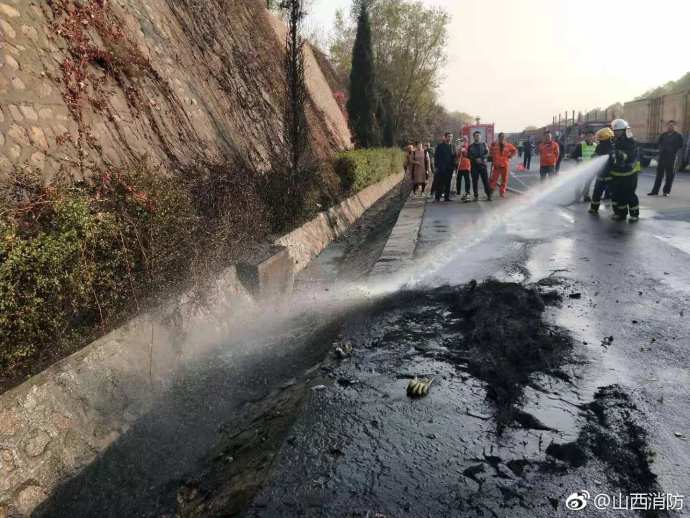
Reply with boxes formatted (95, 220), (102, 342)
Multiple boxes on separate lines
(245, 168), (690, 517)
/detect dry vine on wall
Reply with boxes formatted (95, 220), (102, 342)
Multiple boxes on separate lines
(43, 0), (198, 174)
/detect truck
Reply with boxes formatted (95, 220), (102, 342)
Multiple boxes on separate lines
(624, 90), (690, 170)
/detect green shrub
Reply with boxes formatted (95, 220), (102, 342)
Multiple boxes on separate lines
(0, 168), (200, 373)
(334, 148), (405, 193)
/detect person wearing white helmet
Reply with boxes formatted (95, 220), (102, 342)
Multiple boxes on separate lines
(609, 119), (641, 222)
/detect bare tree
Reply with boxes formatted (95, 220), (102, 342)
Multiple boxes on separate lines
(280, 0), (309, 174)
(261, 0), (315, 232)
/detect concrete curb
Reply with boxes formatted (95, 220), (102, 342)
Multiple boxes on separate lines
(0, 172), (404, 517)
(370, 192), (426, 277)
(277, 172), (404, 273)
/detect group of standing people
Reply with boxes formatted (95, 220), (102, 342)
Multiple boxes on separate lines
(590, 119), (641, 221)
(527, 121), (640, 221)
(404, 131), (519, 203)
(405, 119), (686, 224)
(571, 124), (634, 219)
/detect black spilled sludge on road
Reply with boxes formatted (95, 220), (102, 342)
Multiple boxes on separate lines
(239, 280), (665, 517)
(546, 385), (660, 497)
(437, 279), (573, 432)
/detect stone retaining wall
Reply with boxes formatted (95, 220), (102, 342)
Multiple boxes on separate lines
(0, 172), (402, 517)
(0, 0), (350, 180)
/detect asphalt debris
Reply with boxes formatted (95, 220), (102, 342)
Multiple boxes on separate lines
(545, 385), (661, 503)
(442, 280), (573, 431)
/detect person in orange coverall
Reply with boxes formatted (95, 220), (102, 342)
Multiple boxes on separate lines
(539, 130), (560, 181)
(489, 133), (517, 197)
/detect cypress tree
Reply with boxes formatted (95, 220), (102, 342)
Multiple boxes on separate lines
(282, 0), (308, 174)
(347, 1), (377, 148)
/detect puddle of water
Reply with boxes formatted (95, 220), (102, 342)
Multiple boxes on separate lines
(492, 269), (528, 284)
(557, 209), (576, 224)
(654, 235), (690, 255)
(526, 237), (576, 280)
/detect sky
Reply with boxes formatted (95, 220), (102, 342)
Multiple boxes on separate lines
(307, 0), (690, 133)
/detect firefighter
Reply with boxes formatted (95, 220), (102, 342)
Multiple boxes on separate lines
(588, 127), (614, 214)
(609, 119), (640, 222)
(573, 129), (598, 202)
(489, 133), (517, 197)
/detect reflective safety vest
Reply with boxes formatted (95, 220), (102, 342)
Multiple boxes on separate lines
(581, 142), (596, 161)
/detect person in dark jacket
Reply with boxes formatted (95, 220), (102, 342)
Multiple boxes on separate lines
(522, 138), (533, 170)
(648, 120), (685, 196)
(467, 131), (492, 201)
(434, 132), (455, 202)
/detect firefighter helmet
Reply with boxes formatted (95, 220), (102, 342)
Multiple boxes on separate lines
(611, 119), (630, 131)
(596, 127), (614, 141)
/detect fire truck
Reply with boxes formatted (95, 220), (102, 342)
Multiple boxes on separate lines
(461, 118), (495, 145)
